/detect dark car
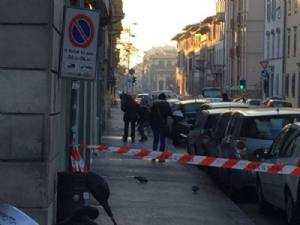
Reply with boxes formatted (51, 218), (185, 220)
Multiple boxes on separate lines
(187, 108), (230, 155)
(169, 99), (208, 146)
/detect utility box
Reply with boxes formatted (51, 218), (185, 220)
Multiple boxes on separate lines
(56, 172), (90, 223)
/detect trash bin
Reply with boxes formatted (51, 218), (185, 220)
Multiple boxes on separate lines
(56, 172), (90, 223)
(0, 203), (39, 225)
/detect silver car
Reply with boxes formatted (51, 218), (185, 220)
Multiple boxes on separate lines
(257, 123), (300, 225)
(219, 108), (300, 195)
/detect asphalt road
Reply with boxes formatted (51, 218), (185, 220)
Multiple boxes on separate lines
(92, 105), (288, 225)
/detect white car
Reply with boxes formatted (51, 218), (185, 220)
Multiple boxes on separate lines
(256, 122), (300, 225)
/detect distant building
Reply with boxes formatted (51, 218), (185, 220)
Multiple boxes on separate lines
(172, 1), (225, 96)
(143, 46), (177, 93)
(285, 0), (300, 106)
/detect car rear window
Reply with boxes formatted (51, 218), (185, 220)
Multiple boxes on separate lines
(241, 115), (300, 140)
(183, 103), (203, 113)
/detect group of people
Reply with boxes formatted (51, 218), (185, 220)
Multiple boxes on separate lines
(120, 93), (172, 153)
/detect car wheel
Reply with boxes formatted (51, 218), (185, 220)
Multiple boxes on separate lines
(286, 190), (300, 225)
(256, 179), (270, 214)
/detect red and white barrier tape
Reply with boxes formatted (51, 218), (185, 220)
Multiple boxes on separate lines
(79, 144), (300, 177)
(70, 146), (88, 173)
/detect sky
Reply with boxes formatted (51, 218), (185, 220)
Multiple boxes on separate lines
(122, 0), (216, 54)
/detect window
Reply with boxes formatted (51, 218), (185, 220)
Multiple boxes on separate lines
(295, 0), (298, 12)
(288, 0), (292, 12)
(287, 28), (291, 57)
(276, 0), (281, 18)
(272, 33), (275, 58)
(267, 0), (271, 22)
(277, 31), (281, 57)
(286, 74), (290, 96)
(294, 26), (297, 57)
(269, 129), (288, 157)
(278, 129), (299, 157)
(241, 116), (300, 140)
(272, 0), (276, 20)
(267, 34), (270, 59)
(292, 73), (296, 97)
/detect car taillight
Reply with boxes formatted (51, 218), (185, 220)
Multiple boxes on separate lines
(235, 141), (247, 159)
(297, 160), (300, 167)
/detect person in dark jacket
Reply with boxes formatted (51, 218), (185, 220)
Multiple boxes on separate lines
(137, 98), (151, 142)
(121, 95), (139, 143)
(150, 93), (172, 153)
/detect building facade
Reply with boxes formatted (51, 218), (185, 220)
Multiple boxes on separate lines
(172, 2), (225, 97)
(224, 0), (265, 98)
(0, 0), (123, 224)
(285, 0), (300, 106)
(264, 0), (285, 98)
(143, 46), (177, 93)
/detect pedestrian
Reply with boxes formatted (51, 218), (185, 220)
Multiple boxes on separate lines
(137, 98), (151, 142)
(150, 93), (172, 160)
(121, 95), (139, 143)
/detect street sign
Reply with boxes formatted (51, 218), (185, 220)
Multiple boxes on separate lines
(261, 69), (269, 80)
(260, 60), (269, 69)
(60, 7), (100, 80)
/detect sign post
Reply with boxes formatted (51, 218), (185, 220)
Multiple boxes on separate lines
(60, 8), (100, 80)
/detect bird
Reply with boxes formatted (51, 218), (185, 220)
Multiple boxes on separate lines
(85, 172), (118, 225)
(134, 176), (148, 184)
(192, 185), (200, 194)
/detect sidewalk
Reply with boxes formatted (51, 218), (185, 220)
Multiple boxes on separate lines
(93, 105), (255, 225)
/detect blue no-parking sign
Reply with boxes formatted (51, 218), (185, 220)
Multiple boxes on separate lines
(60, 8), (100, 80)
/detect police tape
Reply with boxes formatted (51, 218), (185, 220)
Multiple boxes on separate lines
(78, 144), (300, 177)
(70, 146), (88, 173)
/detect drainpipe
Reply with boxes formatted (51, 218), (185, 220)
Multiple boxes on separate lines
(282, 0), (287, 99)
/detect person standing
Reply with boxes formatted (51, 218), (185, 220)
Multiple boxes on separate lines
(137, 98), (151, 142)
(121, 95), (139, 143)
(150, 93), (172, 154)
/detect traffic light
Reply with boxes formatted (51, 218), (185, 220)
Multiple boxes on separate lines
(239, 79), (246, 90)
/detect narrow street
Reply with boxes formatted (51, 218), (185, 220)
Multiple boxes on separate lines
(92, 104), (255, 225)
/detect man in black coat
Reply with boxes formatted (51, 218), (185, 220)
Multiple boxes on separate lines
(150, 93), (172, 152)
(121, 95), (139, 143)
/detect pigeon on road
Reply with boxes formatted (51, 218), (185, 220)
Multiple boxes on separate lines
(134, 176), (148, 184)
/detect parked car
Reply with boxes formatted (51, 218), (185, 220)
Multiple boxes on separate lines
(201, 87), (222, 102)
(246, 99), (261, 108)
(135, 93), (150, 105)
(168, 99), (208, 146)
(219, 108), (300, 195)
(262, 96), (283, 106)
(200, 102), (249, 111)
(265, 99), (293, 108)
(187, 108), (231, 155)
(256, 123), (300, 225)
